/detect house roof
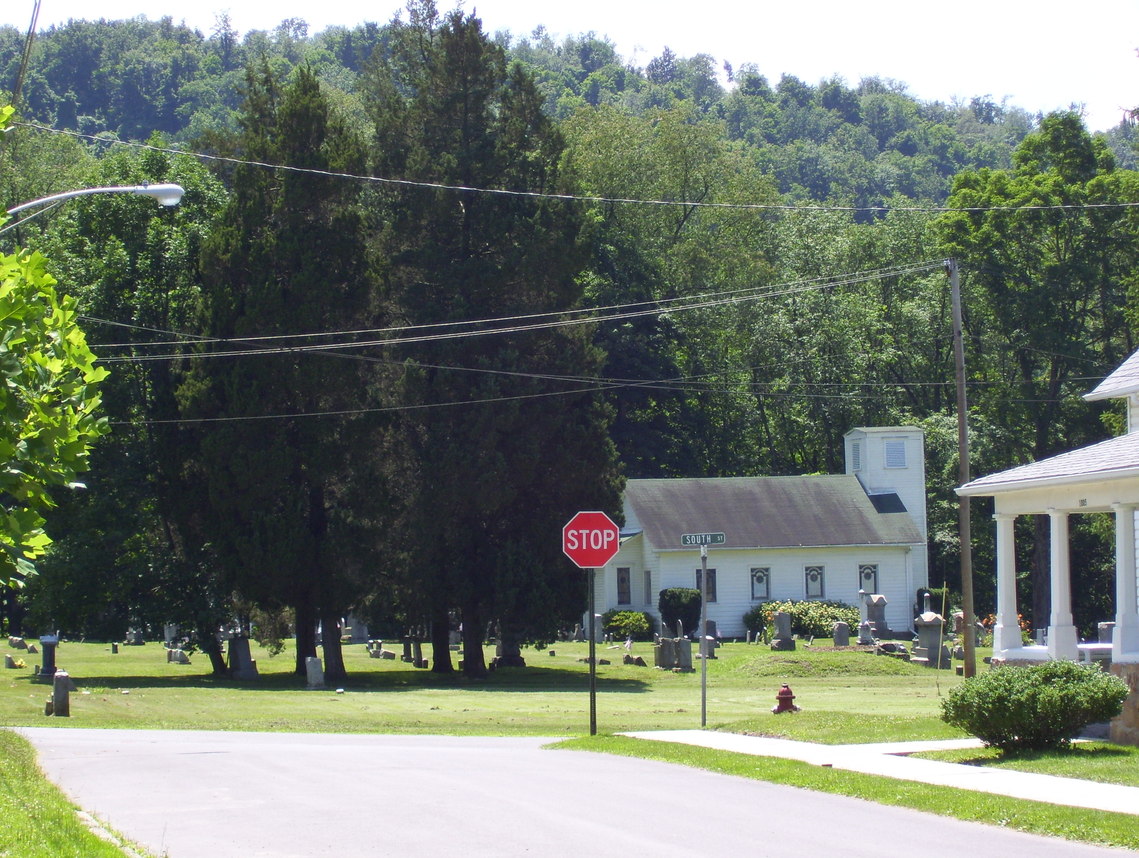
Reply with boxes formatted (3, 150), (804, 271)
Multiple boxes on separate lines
(957, 431), (1139, 496)
(1084, 350), (1139, 401)
(624, 476), (923, 550)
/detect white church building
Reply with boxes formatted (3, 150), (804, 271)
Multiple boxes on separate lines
(591, 427), (929, 638)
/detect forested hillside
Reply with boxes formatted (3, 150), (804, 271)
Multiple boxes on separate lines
(2, 4), (1136, 669)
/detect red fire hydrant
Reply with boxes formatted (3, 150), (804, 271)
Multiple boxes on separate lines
(772, 683), (800, 714)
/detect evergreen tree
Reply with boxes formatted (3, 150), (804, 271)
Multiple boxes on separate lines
(188, 62), (388, 680)
(363, 2), (622, 676)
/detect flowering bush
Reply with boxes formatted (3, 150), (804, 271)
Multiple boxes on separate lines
(601, 610), (654, 641)
(747, 600), (859, 638)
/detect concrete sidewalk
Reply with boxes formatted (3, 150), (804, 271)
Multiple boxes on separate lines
(621, 731), (1139, 816)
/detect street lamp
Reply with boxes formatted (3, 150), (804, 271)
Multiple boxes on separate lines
(1, 183), (185, 235)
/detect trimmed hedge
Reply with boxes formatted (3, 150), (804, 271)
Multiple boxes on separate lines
(940, 660), (1129, 753)
(658, 588), (701, 637)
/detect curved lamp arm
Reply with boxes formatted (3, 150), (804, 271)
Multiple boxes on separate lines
(6, 183), (185, 215)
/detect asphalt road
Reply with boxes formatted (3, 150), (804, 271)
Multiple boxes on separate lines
(16, 729), (1135, 858)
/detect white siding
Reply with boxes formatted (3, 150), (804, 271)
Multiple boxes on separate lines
(599, 543), (916, 637)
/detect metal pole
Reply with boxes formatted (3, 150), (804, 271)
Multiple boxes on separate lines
(588, 568), (597, 736)
(700, 544), (708, 728)
(949, 259), (977, 678)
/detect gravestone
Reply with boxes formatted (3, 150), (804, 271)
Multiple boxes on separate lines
(166, 648), (191, 665)
(866, 594), (889, 636)
(401, 640), (413, 663)
(8, 636), (26, 650)
(51, 670), (71, 717)
(36, 635), (58, 680)
(769, 611), (796, 652)
(412, 640), (426, 668)
(4, 654), (16, 668)
(1099, 622), (1116, 644)
(347, 617), (369, 644)
(676, 637), (693, 670)
(227, 636), (259, 680)
(912, 593), (951, 668)
(832, 621), (850, 647)
(857, 620), (875, 645)
(305, 656), (325, 689)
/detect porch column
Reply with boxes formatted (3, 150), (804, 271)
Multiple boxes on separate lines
(1047, 508), (1078, 659)
(1113, 503), (1139, 660)
(993, 513), (1022, 654)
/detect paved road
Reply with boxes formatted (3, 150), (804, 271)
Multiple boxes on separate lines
(16, 729), (1135, 858)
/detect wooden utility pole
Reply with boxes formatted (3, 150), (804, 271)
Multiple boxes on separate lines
(948, 259), (977, 677)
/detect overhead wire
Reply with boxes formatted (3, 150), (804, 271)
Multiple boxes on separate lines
(8, 121), (1123, 424)
(16, 120), (1139, 215)
(86, 261), (945, 363)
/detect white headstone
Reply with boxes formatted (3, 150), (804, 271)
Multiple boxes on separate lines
(305, 656), (325, 689)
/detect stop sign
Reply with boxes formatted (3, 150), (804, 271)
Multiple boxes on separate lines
(562, 511), (620, 569)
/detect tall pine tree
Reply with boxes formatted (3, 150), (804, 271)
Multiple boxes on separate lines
(364, 3), (623, 675)
(188, 62), (389, 680)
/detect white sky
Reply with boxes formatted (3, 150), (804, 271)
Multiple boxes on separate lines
(4, 0), (1138, 132)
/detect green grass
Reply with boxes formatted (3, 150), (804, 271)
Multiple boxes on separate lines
(916, 742), (1139, 787)
(0, 639), (967, 738)
(555, 736), (1139, 851)
(0, 730), (153, 858)
(4, 636), (1135, 853)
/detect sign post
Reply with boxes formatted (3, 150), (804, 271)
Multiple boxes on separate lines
(681, 532), (725, 728)
(563, 511), (621, 736)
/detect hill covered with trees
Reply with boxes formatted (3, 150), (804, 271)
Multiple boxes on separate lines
(2, 3), (1137, 669)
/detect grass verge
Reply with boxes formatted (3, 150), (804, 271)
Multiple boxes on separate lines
(916, 742), (1139, 787)
(0, 730), (152, 858)
(554, 736), (1139, 851)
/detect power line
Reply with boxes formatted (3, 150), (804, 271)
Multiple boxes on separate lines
(85, 262), (946, 363)
(17, 120), (1139, 215)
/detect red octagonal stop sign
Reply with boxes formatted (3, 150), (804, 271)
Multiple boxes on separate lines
(562, 511), (620, 568)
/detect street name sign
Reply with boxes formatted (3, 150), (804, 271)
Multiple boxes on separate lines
(680, 532), (726, 546)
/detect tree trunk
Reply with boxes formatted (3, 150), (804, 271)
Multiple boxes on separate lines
(321, 606), (347, 682)
(462, 600), (487, 677)
(294, 599), (318, 676)
(431, 607), (454, 673)
(200, 632), (228, 677)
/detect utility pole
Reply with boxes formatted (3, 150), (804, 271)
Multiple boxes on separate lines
(948, 259), (977, 677)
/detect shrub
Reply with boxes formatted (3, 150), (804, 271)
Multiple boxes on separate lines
(940, 660), (1129, 753)
(658, 588), (701, 637)
(601, 610), (654, 641)
(755, 600), (859, 638)
(742, 604), (766, 635)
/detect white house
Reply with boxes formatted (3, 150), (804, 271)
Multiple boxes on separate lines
(958, 351), (1139, 668)
(957, 351), (1139, 746)
(591, 427), (929, 637)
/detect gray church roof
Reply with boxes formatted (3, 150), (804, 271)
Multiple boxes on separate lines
(625, 476), (923, 550)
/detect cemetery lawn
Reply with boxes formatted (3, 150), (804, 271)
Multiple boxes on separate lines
(0, 639), (967, 737)
(0, 730), (153, 858)
(3, 638), (1136, 851)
